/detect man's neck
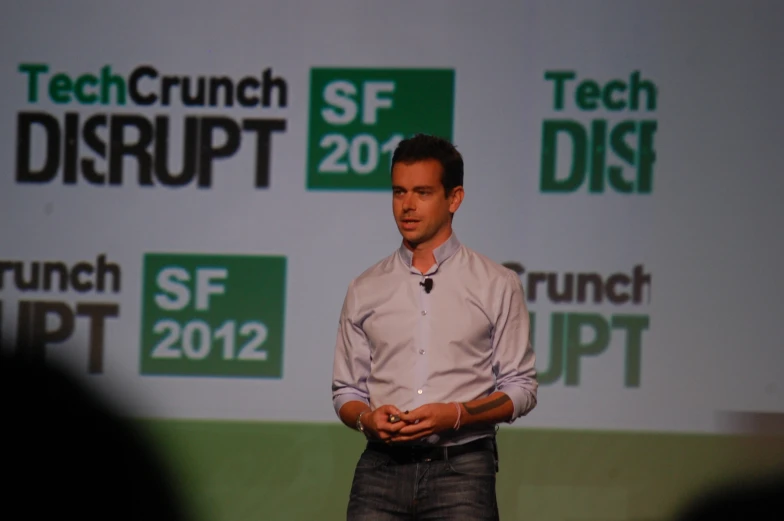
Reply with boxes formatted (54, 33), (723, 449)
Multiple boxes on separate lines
(410, 249), (436, 274)
(404, 229), (452, 274)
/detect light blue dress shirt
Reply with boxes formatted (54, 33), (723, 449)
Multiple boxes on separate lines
(332, 233), (537, 445)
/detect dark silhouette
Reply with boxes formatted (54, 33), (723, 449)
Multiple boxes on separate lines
(673, 470), (784, 521)
(0, 344), (189, 520)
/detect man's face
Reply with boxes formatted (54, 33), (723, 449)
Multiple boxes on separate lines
(391, 159), (463, 248)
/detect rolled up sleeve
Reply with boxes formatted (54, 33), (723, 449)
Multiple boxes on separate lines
(492, 270), (538, 422)
(332, 280), (371, 416)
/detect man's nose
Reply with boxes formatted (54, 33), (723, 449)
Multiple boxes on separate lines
(402, 193), (416, 210)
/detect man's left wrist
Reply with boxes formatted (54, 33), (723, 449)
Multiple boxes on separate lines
(451, 402), (463, 431)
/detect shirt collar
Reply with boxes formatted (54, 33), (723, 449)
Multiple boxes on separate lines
(398, 233), (461, 273)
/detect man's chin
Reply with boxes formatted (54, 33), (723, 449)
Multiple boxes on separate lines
(399, 231), (422, 246)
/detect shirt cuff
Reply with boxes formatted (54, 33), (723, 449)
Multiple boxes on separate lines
(333, 392), (370, 417)
(496, 384), (535, 423)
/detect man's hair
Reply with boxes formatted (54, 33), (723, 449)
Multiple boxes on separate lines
(391, 134), (464, 196)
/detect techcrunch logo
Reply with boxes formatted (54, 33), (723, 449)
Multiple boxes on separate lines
(140, 253), (286, 378)
(306, 68), (454, 190)
(15, 63), (287, 188)
(503, 262), (651, 388)
(540, 70), (658, 194)
(0, 255), (121, 374)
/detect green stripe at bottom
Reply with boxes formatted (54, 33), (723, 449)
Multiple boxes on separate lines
(138, 420), (784, 521)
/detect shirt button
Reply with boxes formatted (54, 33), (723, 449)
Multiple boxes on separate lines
(421, 310), (427, 316)
(419, 349), (425, 355)
(417, 389), (423, 394)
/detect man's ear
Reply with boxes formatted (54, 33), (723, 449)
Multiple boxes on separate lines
(448, 186), (465, 214)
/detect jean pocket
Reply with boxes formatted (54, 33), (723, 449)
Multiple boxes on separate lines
(446, 450), (496, 477)
(355, 448), (390, 470)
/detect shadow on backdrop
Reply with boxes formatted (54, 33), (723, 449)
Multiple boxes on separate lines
(0, 341), (190, 521)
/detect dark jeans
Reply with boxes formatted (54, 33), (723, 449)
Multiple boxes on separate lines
(346, 441), (499, 520)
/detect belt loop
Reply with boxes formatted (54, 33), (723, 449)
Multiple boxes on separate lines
(443, 446), (449, 462)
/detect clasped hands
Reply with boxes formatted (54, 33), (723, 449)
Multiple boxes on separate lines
(361, 403), (459, 443)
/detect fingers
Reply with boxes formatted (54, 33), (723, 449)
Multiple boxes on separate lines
(371, 407), (406, 435)
(368, 404), (439, 441)
(387, 428), (434, 443)
(376, 404), (403, 416)
(377, 421), (406, 435)
(396, 420), (432, 437)
(398, 405), (428, 423)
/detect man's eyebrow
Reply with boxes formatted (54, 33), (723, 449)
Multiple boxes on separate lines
(391, 185), (437, 190)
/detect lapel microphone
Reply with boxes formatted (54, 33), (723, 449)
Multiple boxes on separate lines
(420, 278), (434, 294)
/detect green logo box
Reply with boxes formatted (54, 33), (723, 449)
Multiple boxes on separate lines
(140, 253), (286, 378)
(306, 68), (455, 190)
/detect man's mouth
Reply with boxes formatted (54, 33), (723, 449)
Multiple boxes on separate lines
(400, 218), (419, 230)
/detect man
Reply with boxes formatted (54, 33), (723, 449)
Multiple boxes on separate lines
(331, 133), (537, 520)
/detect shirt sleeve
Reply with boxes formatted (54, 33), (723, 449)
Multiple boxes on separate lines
(492, 269), (538, 422)
(331, 279), (372, 417)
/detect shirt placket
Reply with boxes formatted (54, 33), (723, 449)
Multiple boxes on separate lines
(415, 274), (432, 408)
